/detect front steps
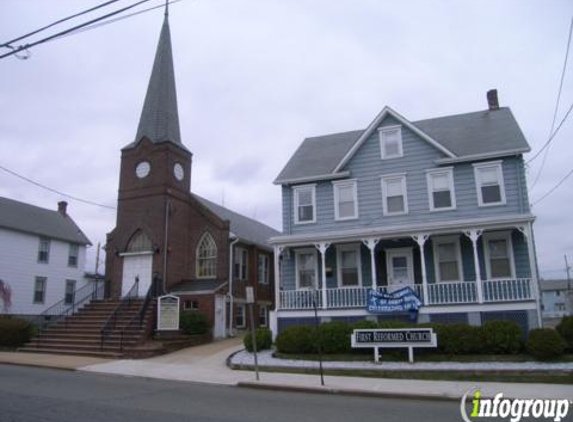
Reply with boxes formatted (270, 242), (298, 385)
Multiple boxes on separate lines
(20, 299), (155, 358)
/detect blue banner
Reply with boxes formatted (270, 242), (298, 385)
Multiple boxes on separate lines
(366, 287), (422, 314)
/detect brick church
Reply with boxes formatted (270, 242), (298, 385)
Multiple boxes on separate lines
(104, 10), (279, 339)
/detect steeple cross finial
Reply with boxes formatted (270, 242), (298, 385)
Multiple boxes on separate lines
(165, 0), (169, 17)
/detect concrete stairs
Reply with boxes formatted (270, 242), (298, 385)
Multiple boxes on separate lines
(20, 299), (155, 358)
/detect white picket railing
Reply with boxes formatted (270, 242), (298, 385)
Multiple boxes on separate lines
(278, 278), (533, 310)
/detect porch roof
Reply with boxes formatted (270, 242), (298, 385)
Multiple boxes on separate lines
(269, 213), (535, 246)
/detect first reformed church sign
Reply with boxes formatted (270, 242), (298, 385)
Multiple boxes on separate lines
(351, 328), (437, 363)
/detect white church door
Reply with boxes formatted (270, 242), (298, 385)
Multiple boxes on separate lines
(121, 253), (153, 297)
(213, 295), (227, 339)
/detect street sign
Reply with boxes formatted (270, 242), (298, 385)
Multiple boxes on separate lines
(246, 286), (254, 304)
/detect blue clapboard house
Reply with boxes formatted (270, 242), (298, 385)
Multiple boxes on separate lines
(269, 90), (541, 335)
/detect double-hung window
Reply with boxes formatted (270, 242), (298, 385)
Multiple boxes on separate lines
(295, 249), (317, 289)
(484, 232), (515, 279)
(333, 180), (358, 220)
(293, 185), (316, 224)
(38, 237), (50, 263)
(426, 168), (456, 211)
(379, 125), (403, 159)
(336, 244), (362, 287)
(258, 254), (269, 284)
(433, 236), (463, 282)
(259, 305), (268, 327)
(34, 276), (47, 304)
(381, 174), (408, 215)
(235, 304), (246, 328)
(65, 280), (76, 304)
(234, 247), (248, 280)
(473, 161), (506, 206)
(68, 244), (79, 267)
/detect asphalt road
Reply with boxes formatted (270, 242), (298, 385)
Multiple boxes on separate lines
(0, 364), (569, 422)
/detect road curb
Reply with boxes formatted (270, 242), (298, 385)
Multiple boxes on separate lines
(0, 360), (77, 372)
(236, 380), (458, 402)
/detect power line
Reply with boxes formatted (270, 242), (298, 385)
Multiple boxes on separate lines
(531, 166), (573, 206)
(0, 0), (121, 49)
(0, 164), (115, 210)
(0, 0), (155, 60)
(526, 100), (573, 164)
(530, 16), (573, 191)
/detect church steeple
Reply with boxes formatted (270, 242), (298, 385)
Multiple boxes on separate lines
(129, 10), (185, 150)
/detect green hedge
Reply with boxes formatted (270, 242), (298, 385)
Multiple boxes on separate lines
(480, 321), (522, 354)
(527, 328), (566, 360)
(432, 323), (482, 355)
(243, 328), (273, 352)
(275, 325), (316, 354)
(556, 316), (573, 351)
(179, 311), (211, 335)
(0, 317), (34, 347)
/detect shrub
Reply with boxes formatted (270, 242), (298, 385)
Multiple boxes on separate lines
(377, 320), (412, 329)
(556, 316), (573, 351)
(275, 325), (316, 354)
(243, 328), (273, 352)
(432, 323), (482, 355)
(527, 328), (566, 360)
(352, 319), (379, 330)
(480, 321), (522, 354)
(179, 311), (211, 335)
(318, 321), (353, 354)
(0, 317), (34, 347)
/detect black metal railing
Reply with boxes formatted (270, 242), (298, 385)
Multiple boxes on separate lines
(32, 281), (104, 333)
(100, 277), (139, 350)
(119, 276), (158, 351)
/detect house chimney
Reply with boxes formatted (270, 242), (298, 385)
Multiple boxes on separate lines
(58, 201), (68, 216)
(487, 89), (499, 111)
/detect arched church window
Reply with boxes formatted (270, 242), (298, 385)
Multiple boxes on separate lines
(196, 232), (217, 278)
(126, 230), (153, 253)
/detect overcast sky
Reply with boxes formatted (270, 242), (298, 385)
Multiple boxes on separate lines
(1, 0), (572, 279)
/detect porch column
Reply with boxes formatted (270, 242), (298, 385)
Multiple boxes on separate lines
(464, 229), (484, 304)
(412, 234), (430, 304)
(314, 242), (331, 310)
(518, 224), (543, 328)
(362, 238), (380, 290)
(273, 245), (284, 311)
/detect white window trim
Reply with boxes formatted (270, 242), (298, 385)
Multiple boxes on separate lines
(472, 160), (506, 207)
(259, 305), (268, 327)
(293, 184), (317, 225)
(236, 304), (246, 328)
(432, 235), (464, 283)
(336, 244), (363, 288)
(483, 231), (516, 280)
(234, 246), (248, 281)
(385, 247), (414, 286)
(380, 173), (409, 216)
(196, 232), (217, 279)
(332, 179), (359, 221)
(258, 254), (270, 284)
(378, 125), (403, 159)
(426, 167), (456, 212)
(295, 248), (319, 290)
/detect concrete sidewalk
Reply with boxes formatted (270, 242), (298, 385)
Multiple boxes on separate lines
(0, 351), (111, 370)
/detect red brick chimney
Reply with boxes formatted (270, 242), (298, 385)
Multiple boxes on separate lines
(487, 89), (499, 111)
(58, 201), (68, 216)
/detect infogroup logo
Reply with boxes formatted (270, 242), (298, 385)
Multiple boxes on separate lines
(460, 388), (571, 422)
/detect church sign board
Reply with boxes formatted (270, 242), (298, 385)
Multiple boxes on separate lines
(157, 295), (180, 331)
(351, 328), (437, 363)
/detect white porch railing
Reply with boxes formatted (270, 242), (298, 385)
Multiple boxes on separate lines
(278, 279), (533, 310)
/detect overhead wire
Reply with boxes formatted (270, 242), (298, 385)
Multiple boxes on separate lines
(526, 101), (573, 164)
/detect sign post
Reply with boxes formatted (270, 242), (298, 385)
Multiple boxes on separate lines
(351, 328), (437, 363)
(246, 286), (259, 381)
(157, 295), (180, 331)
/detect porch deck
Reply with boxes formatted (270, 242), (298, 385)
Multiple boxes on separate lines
(279, 278), (533, 310)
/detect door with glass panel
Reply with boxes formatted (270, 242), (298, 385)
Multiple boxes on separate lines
(385, 248), (414, 289)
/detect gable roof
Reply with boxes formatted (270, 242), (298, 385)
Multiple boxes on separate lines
(193, 195), (280, 250)
(275, 106), (530, 184)
(0, 197), (91, 245)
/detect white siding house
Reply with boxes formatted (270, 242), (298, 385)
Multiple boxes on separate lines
(0, 198), (91, 316)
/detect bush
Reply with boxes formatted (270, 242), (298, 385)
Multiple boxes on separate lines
(527, 328), (566, 360)
(556, 316), (573, 351)
(431, 323), (482, 355)
(352, 320), (379, 330)
(179, 311), (211, 335)
(318, 321), (353, 354)
(243, 328), (273, 352)
(0, 317), (34, 347)
(480, 321), (522, 354)
(275, 325), (316, 354)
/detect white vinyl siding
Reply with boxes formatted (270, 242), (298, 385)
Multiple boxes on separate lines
(295, 249), (318, 290)
(473, 161), (506, 206)
(432, 236), (463, 282)
(333, 180), (358, 220)
(378, 125), (403, 159)
(293, 185), (316, 224)
(381, 174), (408, 216)
(336, 244), (362, 287)
(484, 231), (515, 279)
(426, 168), (456, 211)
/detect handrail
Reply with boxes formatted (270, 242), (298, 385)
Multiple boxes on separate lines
(100, 277), (139, 350)
(32, 281), (104, 333)
(119, 276), (158, 351)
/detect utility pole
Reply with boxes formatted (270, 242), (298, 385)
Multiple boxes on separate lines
(94, 242), (101, 298)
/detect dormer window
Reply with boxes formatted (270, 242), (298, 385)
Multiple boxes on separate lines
(378, 126), (403, 159)
(293, 185), (316, 224)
